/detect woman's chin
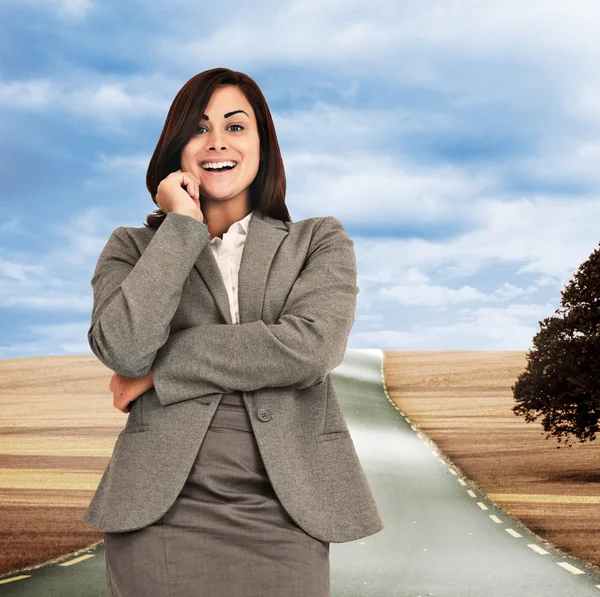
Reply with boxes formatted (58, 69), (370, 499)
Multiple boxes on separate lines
(200, 189), (243, 202)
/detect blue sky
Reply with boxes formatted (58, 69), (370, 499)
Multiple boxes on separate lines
(2, 0), (600, 358)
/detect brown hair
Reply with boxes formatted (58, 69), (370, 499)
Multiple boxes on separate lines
(144, 68), (290, 228)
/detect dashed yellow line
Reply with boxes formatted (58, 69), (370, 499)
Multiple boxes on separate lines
(0, 575), (31, 584)
(59, 554), (95, 567)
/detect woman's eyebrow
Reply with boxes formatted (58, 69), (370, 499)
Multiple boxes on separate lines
(201, 110), (249, 121)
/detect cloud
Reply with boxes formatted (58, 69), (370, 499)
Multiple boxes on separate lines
(343, 192), (600, 286)
(0, 74), (172, 132)
(379, 278), (539, 309)
(144, 0), (600, 84)
(0, 321), (90, 360)
(284, 150), (486, 226)
(352, 301), (555, 350)
(5, 0), (92, 20)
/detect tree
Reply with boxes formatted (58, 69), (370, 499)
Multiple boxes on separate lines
(512, 242), (600, 448)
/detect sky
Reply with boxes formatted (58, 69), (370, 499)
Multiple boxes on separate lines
(2, 0), (600, 358)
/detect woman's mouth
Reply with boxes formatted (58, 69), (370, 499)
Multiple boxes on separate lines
(201, 161), (238, 175)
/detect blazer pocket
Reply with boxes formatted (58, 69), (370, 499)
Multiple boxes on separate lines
(119, 424), (150, 435)
(316, 430), (351, 442)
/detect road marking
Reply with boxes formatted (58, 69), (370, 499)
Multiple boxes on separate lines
(557, 562), (585, 574)
(489, 515), (502, 523)
(0, 576), (31, 584)
(506, 528), (522, 538)
(467, 489), (477, 498)
(528, 544), (549, 555)
(59, 554), (95, 566)
(477, 502), (488, 510)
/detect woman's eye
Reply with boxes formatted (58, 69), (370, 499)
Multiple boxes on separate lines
(195, 124), (244, 134)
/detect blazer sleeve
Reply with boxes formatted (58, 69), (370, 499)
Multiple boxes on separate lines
(151, 216), (359, 407)
(87, 211), (210, 377)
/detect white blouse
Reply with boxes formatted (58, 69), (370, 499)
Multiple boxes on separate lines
(207, 210), (255, 325)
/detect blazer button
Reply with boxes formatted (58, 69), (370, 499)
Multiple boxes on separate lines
(257, 408), (271, 422)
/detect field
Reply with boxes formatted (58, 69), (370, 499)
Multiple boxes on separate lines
(0, 351), (599, 576)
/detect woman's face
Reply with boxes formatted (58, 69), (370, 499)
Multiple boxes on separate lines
(180, 85), (261, 207)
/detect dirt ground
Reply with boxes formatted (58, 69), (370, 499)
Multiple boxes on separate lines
(0, 351), (599, 576)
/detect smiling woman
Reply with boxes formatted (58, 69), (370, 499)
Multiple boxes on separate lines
(144, 68), (289, 235)
(85, 66), (383, 597)
(86, 67), (348, 597)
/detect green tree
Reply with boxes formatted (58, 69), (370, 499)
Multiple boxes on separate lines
(512, 243), (600, 447)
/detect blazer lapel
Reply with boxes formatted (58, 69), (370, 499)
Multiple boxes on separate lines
(192, 210), (289, 325)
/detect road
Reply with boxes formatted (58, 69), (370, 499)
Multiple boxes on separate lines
(329, 349), (600, 596)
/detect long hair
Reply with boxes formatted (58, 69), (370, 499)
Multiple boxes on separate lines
(144, 68), (290, 228)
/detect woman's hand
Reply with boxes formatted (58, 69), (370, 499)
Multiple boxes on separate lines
(110, 370), (154, 414)
(156, 169), (205, 223)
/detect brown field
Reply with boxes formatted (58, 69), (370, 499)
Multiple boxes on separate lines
(384, 350), (600, 572)
(0, 355), (123, 576)
(0, 351), (599, 577)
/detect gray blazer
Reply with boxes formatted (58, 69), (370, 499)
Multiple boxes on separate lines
(82, 209), (384, 543)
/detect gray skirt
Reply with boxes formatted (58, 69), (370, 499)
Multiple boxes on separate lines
(103, 392), (330, 596)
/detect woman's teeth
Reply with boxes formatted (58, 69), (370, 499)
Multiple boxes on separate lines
(202, 161), (237, 171)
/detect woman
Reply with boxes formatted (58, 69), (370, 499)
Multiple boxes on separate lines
(84, 67), (384, 596)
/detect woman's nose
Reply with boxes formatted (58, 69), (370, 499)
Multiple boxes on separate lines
(205, 129), (228, 151)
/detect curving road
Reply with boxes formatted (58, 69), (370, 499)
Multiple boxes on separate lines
(330, 349), (600, 596)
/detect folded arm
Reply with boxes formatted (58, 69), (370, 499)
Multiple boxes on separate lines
(87, 212), (210, 378)
(151, 216), (359, 406)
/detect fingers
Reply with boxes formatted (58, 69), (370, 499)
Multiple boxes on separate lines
(171, 170), (199, 198)
(111, 374), (129, 413)
(174, 169), (200, 185)
(186, 180), (199, 203)
(182, 173), (200, 203)
(160, 169), (201, 211)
